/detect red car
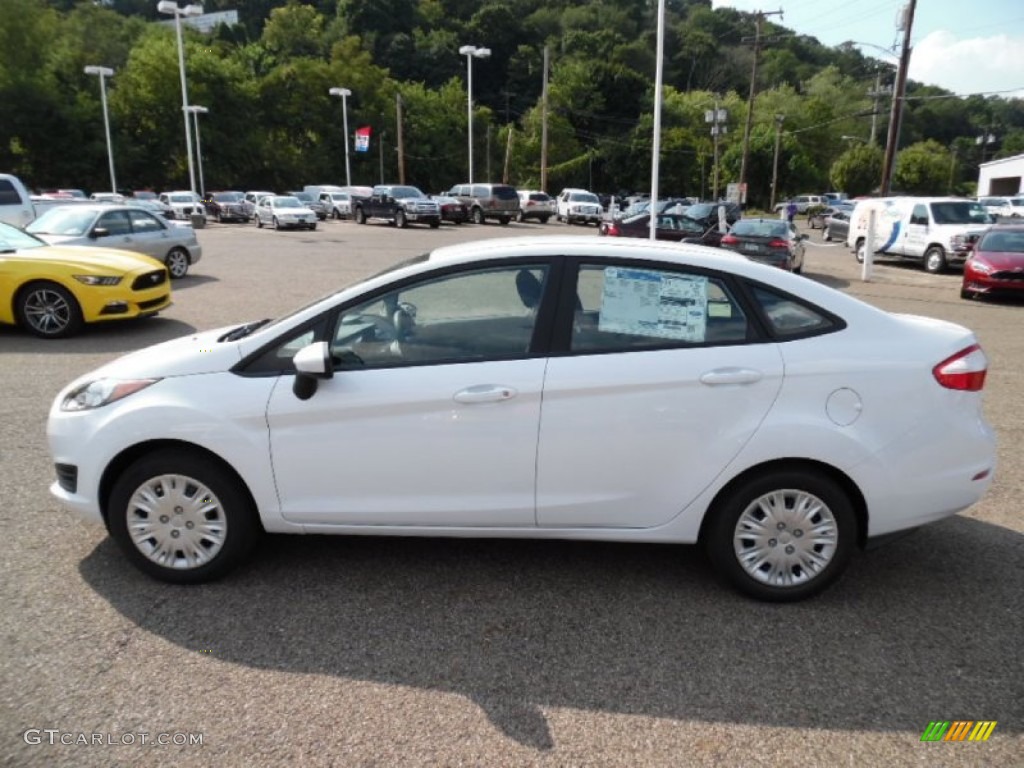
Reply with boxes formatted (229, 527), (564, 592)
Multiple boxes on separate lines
(961, 224), (1024, 300)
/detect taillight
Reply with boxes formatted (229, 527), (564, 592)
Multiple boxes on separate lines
(932, 343), (988, 391)
(721, 234), (739, 245)
(605, 224), (619, 236)
(768, 238), (789, 248)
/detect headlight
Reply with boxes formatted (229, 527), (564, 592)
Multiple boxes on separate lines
(968, 258), (993, 274)
(73, 275), (123, 286)
(61, 378), (160, 411)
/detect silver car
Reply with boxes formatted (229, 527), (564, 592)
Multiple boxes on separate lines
(26, 204), (202, 278)
(254, 195), (318, 231)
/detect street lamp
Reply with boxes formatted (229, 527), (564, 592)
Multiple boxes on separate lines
(186, 106), (209, 197)
(83, 65), (116, 194)
(328, 87), (353, 187)
(157, 1), (204, 196)
(458, 44), (490, 183)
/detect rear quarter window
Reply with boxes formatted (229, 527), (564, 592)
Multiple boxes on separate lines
(748, 284), (842, 339)
(0, 180), (22, 205)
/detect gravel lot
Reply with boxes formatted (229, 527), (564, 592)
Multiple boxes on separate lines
(1, 217), (1021, 767)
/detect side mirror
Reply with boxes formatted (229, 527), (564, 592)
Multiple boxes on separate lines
(90, 227), (109, 238)
(292, 341), (333, 400)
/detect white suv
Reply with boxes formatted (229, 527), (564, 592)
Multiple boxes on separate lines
(556, 188), (603, 225)
(516, 190), (556, 223)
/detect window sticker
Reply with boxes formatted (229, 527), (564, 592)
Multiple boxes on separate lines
(599, 268), (708, 341)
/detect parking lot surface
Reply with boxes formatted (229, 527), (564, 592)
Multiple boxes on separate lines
(2, 218), (1021, 767)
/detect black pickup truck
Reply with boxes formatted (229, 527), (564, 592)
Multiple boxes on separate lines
(352, 185), (441, 228)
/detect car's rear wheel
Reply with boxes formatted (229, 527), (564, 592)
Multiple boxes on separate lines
(166, 247), (190, 279)
(472, 207), (485, 225)
(924, 245), (947, 274)
(107, 449), (261, 584)
(704, 469), (856, 602)
(354, 207), (366, 225)
(16, 281), (84, 338)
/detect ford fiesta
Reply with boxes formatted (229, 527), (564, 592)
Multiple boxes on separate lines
(47, 236), (996, 601)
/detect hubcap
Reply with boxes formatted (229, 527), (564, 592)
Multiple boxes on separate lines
(733, 489), (838, 587)
(24, 289), (71, 334)
(168, 251), (188, 276)
(125, 474), (227, 570)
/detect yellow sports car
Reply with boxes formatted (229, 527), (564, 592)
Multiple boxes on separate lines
(0, 221), (172, 338)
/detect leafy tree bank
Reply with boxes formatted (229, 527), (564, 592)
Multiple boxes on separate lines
(3, 0), (1022, 205)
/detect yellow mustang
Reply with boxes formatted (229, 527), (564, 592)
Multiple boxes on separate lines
(0, 221), (172, 338)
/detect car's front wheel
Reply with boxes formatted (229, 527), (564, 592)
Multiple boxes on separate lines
(472, 207), (485, 225)
(107, 449), (261, 584)
(704, 469), (856, 602)
(166, 247), (190, 279)
(354, 207), (366, 224)
(16, 281), (84, 338)
(924, 245), (947, 274)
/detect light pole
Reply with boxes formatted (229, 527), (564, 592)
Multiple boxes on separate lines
(458, 44), (490, 183)
(157, 1), (203, 196)
(769, 114), (784, 211)
(186, 106), (208, 197)
(84, 65), (116, 194)
(328, 87), (353, 187)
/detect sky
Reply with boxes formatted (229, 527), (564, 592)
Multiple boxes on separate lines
(712, 0), (1024, 98)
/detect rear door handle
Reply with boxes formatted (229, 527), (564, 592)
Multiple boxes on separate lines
(699, 367), (763, 386)
(453, 385), (518, 404)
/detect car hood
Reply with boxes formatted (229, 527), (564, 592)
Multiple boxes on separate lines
(13, 244), (164, 272)
(84, 326), (245, 380)
(973, 250), (1024, 271)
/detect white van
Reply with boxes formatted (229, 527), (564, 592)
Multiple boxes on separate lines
(846, 196), (991, 273)
(0, 174), (36, 227)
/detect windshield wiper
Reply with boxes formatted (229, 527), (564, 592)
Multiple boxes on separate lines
(218, 318), (271, 342)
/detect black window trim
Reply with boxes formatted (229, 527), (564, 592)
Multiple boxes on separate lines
(735, 278), (848, 342)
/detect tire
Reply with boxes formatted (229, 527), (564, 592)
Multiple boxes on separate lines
(960, 288), (975, 300)
(354, 207), (366, 225)
(429, 220), (440, 229)
(166, 247), (190, 279)
(516, 210), (525, 223)
(273, 217), (280, 231)
(107, 449), (261, 584)
(309, 223), (317, 231)
(472, 207), (485, 225)
(704, 469), (856, 602)
(215, 211), (223, 224)
(924, 245), (947, 274)
(256, 215), (263, 229)
(498, 217), (510, 226)
(823, 226), (832, 242)
(16, 281), (84, 338)
(855, 239), (865, 263)
(539, 216), (549, 224)
(332, 208), (340, 220)
(396, 209), (407, 228)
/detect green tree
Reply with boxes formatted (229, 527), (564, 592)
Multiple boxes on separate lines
(262, 1), (325, 59)
(830, 143), (883, 197)
(893, 139), (951, 195)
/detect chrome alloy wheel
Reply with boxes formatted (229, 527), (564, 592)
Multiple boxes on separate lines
(732, 489), (839, 587)
(125, 474), (227, 570)
(23, 287), (73, 335)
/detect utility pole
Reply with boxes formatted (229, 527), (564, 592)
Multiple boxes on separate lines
(396, 93), (405, 184)
(867, 69), (892, 146)
(540, 46), (549, 193)
(739, 8), (784, 204)
(880, 0), (917, 196)
(503, 127), (513, 184)
(770, 114), (784, 211)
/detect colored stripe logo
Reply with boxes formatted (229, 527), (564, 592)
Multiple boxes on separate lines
(921, 721), (997, 742)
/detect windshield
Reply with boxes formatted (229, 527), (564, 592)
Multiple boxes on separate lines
(978, 229), (1024, 253)
(686, 204), (714, 218)
(169, 194), (196, 203)
(215, 192), (244, 202)
(931, 201), (989, 225)
(272, 196), (302, 208)
(386, 186), (426, 198)
(0, 222), (46, 250)
(731, 219), (788, 237)
(569, 192), (599, 203)
(26, 208), (97, 236)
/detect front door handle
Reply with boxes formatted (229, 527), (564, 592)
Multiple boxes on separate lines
(699, 367), (763, 386)
(453, 385), (518, 404)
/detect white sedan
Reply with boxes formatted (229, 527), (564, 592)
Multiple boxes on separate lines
(47, 236), (996, 601)
(254, 195), (318, 231)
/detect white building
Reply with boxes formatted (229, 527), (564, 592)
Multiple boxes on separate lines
(977, 153), (1024, 196)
